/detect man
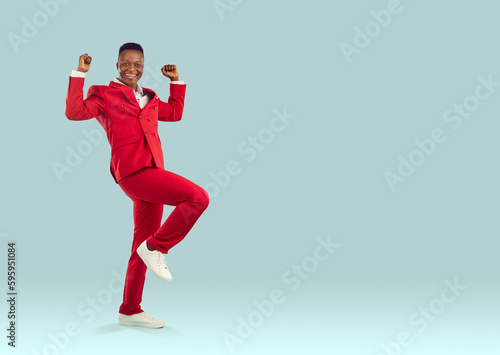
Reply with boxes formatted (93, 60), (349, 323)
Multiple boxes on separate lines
(65, 42), (209, 328)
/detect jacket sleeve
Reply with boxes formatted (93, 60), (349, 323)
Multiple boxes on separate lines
(158, 83), (186, 122)
(65, 76), (105, 121)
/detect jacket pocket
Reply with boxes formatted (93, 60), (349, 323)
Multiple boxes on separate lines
(112, 135), (139, 150)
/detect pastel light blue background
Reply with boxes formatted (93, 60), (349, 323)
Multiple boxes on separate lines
(1, 0), (499, 354)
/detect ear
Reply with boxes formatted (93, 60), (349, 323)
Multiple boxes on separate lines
(116, 62), (119, 70)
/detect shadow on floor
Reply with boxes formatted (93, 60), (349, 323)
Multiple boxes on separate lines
(93, 323), (177, 336)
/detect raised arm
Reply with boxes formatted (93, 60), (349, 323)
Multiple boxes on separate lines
(158, 64), (186, 122)
(65, 53), (105, 121)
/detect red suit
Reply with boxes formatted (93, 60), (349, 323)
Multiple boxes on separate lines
(65, 76), (185, 184)
(65, 76), (209, 315)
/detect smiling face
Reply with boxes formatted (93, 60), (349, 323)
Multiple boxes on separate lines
(116, 49), (144, 90)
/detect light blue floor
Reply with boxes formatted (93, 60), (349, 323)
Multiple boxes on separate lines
(6, 278), (499, 355)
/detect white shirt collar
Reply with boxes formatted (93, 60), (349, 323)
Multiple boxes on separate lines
(114, 77), (144, 95)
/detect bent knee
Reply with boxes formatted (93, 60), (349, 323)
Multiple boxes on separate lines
(192, 187), (210, 210)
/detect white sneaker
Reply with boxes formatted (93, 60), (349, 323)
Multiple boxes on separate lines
(118, 311), (165, 328)
(136, 240), (173, 281)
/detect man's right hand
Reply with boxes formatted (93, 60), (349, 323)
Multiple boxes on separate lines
(77, 53), (92, 73)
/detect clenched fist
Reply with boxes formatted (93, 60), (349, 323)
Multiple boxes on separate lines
(77, 53), (92, 73)
(161, 64), (179, 81)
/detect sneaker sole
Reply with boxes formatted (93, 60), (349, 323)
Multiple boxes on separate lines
(119, 320), (165, 328)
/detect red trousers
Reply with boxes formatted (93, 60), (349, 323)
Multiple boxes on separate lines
(117, 167), (209, 315)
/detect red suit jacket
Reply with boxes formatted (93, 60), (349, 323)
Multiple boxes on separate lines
(65, 76), (186, 184)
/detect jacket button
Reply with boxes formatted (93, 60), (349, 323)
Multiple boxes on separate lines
(148, 118), (151, 122)
(154, 107), (157, 110)
(144, 130), (147, 134)
(121, 104), (124, 108)
(139, 115), (142, 119)
(154, 133), (157, 136)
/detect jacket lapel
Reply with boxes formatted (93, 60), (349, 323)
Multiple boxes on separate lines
(142, 87), (159, 109)
(109, 81), (140, 108)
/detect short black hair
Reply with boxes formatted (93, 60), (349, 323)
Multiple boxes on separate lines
(118, 42), (144, 57)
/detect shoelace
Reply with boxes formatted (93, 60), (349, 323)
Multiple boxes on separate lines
(154, 250), (168, 270)
(140, 312), (153, 321)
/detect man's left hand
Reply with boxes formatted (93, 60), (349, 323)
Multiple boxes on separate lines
(161, 64), (179, 81)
